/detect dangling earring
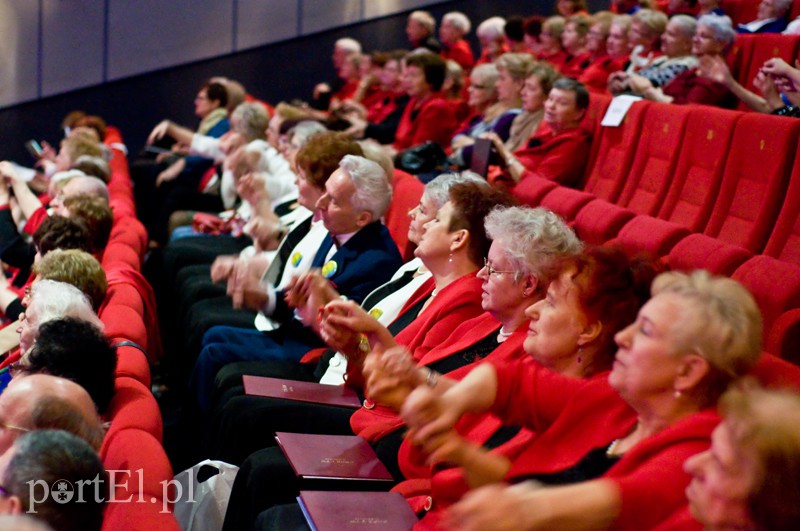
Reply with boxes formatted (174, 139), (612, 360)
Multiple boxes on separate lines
(448, 252), (453, 263)
(577, 346), (583, 364)
(673, 389), (682, 399)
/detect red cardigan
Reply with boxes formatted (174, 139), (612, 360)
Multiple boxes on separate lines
(350, 273), (485, 441)
(396, 316), (530, 480)
(441, 39), (475, 71)
(580, 55), (629, 94)
(663, 68), (737, 109)
(393, 93), (458, 151)
(492, 361), (719, 530)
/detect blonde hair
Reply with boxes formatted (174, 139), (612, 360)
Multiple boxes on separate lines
(721, 386), (800, 530)
(633, 8), (668, 37)
(652, 270), (762, 398)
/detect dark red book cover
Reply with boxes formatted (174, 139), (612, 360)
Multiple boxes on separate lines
(242, 375), (362, 409)
(275, 432), (393, 481)
(298, 490), (418, 531)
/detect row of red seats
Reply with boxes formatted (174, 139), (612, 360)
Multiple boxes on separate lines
(96, 129), (180, 531)
(517, 95), (800, 365)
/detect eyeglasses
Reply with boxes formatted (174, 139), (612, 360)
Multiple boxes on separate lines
(0, 418), (30, 433)
(8, 361), (30, 379)
(483, 258), (515, 277)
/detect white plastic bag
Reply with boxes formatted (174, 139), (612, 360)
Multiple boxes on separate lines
(173, 459), (239, 531)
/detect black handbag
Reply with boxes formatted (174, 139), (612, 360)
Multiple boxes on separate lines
(394, 141), (449, 175)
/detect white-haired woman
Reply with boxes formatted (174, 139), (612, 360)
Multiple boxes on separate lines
(440, 11), (475, 71)
(476, 17), (508, 65)
(642, 14), (738, 108)
(17, 279), (102, 357)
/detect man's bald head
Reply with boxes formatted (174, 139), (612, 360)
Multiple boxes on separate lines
(62, 176), (109, 203)
(0, 375), (104, 452)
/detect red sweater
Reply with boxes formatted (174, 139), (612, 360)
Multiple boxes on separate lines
(393, 93), (457, 151)
(491, 361), (719, 530)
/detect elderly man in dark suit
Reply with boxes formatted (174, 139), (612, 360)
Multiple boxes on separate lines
(189, 155), (402, 412)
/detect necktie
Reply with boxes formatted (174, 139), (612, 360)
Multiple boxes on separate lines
(311, 233), (336, 269)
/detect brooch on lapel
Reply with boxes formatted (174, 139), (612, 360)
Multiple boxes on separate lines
(322, 260), (338, 278)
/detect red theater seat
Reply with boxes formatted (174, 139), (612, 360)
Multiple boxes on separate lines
(512, 175), (559, 207)
(668, 234), (752, 275)
(115, 343), (152, 388)
(614, 216), (692, 259)
(579, 100), (650, 202)
(733, 255), (800, 358)
(103, 242), (141, 271)
(703, 113), (800, 253)
(572, 200), (636, 246)
(101, 429), (179, 531)
(101, 305), (148, 349)
(104, 282), (145, 317)
(105, 376), (162, 442)
(539, 187), (595, 222)
(616, 103), (691, 216)
(658, 105), (741, 232)
(384, 170), (424, 262)
(763, 147), (800, 265)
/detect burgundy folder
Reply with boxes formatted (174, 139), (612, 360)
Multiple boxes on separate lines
(242, 375), (362, 409)
(298, 490), (418, 531)
(275, 432), (393, 481)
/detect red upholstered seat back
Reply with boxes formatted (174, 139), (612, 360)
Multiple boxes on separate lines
(764, 146), (800, 265)
(580, 100), (650, 202)
(658, 105), (741, 232)
(617, 103), (691, 216)
(384, 169), (424, 261)
(703, 113), (800, 252)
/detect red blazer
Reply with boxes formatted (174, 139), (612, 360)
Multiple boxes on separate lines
(441, 39), (475, 71)
(489, 122), (591, 200)
(393, 93), (457, 150)
(364, 89), (404, 124)
(350, 274), (485, 441)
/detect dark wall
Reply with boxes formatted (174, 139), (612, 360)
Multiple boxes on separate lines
(0, 0), (609, 163)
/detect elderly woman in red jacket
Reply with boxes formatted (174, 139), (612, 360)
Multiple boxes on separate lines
(391, 53), (458, 155)
(485, 77), (591, 201)
(403, 270), (762, 530)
